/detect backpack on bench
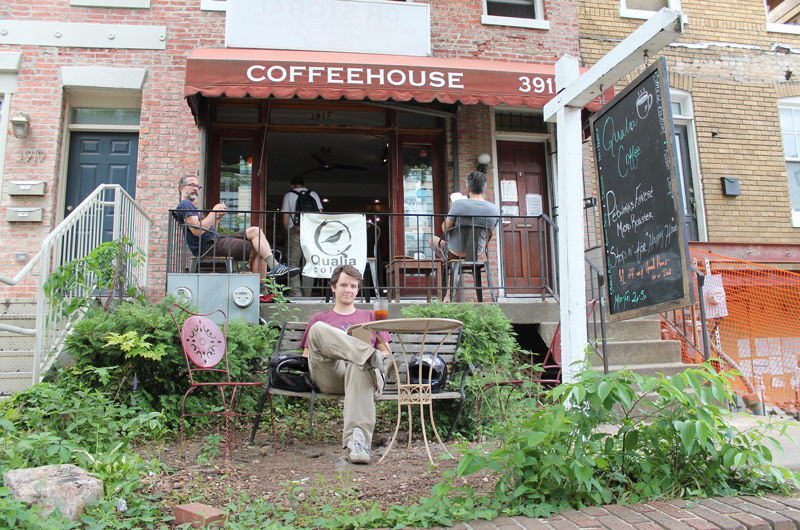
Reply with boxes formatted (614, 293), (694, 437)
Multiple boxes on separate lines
(268, 354), (317, 392)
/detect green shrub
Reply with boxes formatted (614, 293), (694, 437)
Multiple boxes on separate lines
(443, 363), (800, 516)
(401, 302), (527, 439)
(64, 298), (279, 429)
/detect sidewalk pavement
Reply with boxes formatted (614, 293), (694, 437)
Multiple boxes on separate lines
(434, 413), (800, 530)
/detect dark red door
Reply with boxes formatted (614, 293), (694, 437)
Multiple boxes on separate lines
(496, 141), (551, 294)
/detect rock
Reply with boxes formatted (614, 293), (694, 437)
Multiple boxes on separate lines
(3, 464), (104, 521)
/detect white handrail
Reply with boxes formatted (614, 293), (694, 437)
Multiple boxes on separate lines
(0, 184), (151, 384)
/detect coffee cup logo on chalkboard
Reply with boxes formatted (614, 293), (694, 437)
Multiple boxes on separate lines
(636, 88), (653, 119)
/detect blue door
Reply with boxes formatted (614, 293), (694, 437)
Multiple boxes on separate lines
(65, 132), (138, 242)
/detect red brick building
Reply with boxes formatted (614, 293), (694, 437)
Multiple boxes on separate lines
(0, 0), (583, 299)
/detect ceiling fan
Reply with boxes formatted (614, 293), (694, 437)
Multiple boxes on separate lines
(296, 146), (367, 177)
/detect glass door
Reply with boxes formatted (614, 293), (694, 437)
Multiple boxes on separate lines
(401, 145), (435, 259)
(207, 129), (264, 234)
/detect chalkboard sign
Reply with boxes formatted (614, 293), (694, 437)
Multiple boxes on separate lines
(591, 58), (689, 321)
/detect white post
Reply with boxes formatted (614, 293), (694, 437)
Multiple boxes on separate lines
(554, 56), (587, 384)
(543, 8), (683, 384)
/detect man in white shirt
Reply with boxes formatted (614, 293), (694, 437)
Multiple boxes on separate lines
(281, 176), (323, 297)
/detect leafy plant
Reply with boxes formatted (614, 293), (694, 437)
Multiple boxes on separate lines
(43, 237), (146, 317)
(196, 433), (224, 466)
(444, 363), (800, 515)
(64, 297), (280, 429)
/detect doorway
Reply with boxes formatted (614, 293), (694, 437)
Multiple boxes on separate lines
(496, 140), (551, 294)
(65, 131), (139, 242)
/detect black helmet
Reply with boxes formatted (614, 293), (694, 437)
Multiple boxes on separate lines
(408, 352), (448, 393)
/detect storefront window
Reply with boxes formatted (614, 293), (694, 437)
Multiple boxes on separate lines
(219, 139), (253, 233)
(402, 146), (434, 259)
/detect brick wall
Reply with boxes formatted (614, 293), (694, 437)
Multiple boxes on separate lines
(579, 0), (800, 244)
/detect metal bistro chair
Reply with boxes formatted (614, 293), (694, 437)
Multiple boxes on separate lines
(169, 304), (270, 461)
(443, 224), (497, 303)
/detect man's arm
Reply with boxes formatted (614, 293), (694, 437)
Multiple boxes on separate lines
(183, 204), (226, 238)
(282, 212), (291, 231)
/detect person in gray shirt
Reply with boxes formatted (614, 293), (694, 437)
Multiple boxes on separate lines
(430, 170), (499, 278)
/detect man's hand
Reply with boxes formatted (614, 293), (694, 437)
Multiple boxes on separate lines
(212, 202), (227, 219)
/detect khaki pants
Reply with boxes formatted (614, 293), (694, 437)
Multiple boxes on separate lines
(306, 321), (378, 448)
(287, 226), (314, 297)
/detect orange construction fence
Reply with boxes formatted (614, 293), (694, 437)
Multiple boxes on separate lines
(661, 249), (800, 413)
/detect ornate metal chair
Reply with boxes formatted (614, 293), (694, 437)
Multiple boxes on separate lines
(169, 304), (269, 461)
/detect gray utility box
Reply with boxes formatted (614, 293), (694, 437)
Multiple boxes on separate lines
(166, 273), (260, 324)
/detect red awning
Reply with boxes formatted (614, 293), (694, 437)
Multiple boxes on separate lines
(185, 48), (605, 110)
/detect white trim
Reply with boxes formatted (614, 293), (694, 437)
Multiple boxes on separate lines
(201, 0), (226, 11)
(480, 14), (550, 29)
(0, 94), (9, 199)
(70, 0), (150, 8)
(0, 51), (22, 73)
(767, 22), (800, 35)
(620, 0), (681, 20)
(779, 97), (800, 227)
(0, 20), (166, 50)
(670, 89), (706, 241)
(67, 124), (140, 133)
(61, 67), (147, 90)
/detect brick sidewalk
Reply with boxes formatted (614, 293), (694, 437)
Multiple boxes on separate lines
(433, 494), (800, 529)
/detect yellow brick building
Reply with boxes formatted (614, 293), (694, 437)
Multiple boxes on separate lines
(579, 0), (800, 245)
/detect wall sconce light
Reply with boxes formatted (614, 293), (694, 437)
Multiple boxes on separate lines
(477, 153), (491, 173)
(10, 113), (29, 138)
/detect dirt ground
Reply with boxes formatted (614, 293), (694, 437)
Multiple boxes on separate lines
(137, 403), (496, 514)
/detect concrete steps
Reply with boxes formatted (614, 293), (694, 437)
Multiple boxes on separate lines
(0, 299), (37, 398)
(540, 313), (685, 380)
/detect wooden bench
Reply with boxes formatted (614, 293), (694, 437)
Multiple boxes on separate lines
(249, 319), (470, 447)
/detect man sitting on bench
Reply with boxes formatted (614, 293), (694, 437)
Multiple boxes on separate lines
(175, 174), (298, 283)
(300, 264), (391, 464)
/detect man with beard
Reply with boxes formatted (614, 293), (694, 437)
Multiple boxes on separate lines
(175, 174), (298, 283)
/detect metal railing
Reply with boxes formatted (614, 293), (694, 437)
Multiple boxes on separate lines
(0, 184), (151, 383)
(166, 209), (559, 301)
(585, 256), (609, 374)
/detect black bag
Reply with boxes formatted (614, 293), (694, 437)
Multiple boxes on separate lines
(268, 354), (316, 392)
(291, 189), (319, 226)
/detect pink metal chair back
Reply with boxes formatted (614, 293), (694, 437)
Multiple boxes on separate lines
(172, 307), (232, 385)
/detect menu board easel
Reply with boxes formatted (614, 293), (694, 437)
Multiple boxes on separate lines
(590, 58), (689, 321)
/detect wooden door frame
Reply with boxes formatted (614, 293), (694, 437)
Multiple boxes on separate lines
(205, 128), (266, 211)
(492, 133), (554, 296)
(392, 133), (447, 257)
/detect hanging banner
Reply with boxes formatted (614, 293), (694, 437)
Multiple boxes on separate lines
(300, 213), (367, 279)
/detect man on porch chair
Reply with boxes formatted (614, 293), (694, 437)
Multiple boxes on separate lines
(429, 170), (499, 300)
(300, 264), (391, 464)
(175, 174), (298, 286)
